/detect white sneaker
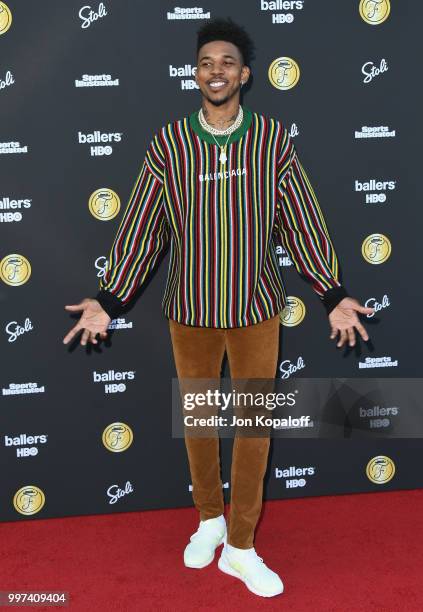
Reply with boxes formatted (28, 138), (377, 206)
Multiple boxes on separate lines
(184, 515), (226, 569)
(218, 543), (284, 597)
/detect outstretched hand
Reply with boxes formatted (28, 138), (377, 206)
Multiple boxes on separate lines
(329, 297), (374, 348)
(63, 298), (111, 346)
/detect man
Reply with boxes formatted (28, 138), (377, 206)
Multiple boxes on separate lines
(63, 18), (374, 598)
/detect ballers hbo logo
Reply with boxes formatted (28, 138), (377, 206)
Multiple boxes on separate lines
(359, 0), (390, 25)
(279, 296), (306, 327)
(362, 233), (392, 264)
(102, 422), (133, 453)
(366, 455), (395, 484)
(0, 254), (31, 286)
(13, 485), (45, 516)
(89, 189), (120, 221)
(268, 57), (300, 91)
(0, 2), (12, 35)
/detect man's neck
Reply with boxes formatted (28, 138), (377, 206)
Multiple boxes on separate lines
(201, 97), (241, 131)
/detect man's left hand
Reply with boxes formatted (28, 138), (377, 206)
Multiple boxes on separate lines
(329, 297), (375, 348)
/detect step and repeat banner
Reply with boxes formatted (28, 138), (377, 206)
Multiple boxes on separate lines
(1, 0), (422, 521)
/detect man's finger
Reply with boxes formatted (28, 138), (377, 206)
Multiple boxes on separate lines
(347, 326), (355, 347)
(63, 323), (82, 344)
(80, 328), (90, 346)
(337, 329), (347, 348)
(354, 320), (370, 342)
(64, 303), (86, 312)
(329, 325), (338, 340)
(354, 304), (375, 314)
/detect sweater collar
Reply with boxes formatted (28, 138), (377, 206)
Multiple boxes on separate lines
(189, 105), (253, 145)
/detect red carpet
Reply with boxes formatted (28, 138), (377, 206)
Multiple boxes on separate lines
(1, 490), (423, 611)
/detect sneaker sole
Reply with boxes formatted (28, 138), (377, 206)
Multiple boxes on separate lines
(218, 551), (284, 597)
(183, 533), (226, 569)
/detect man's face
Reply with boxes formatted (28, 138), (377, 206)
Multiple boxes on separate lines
(195, 40), (250, 107)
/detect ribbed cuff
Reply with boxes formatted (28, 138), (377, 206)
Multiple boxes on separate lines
(322, 285), (349, 315)
(94, 289), (125, 320)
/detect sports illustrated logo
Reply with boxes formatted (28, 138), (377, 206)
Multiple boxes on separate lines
(167, 7), (210, 20)
(74, 73), (119, 88)
(359, 404), (399, 430)
(362, 58), (388, 84)
(0, 254), (31, 286)
(2, 382), (45, 396)
(4, 433), (48, 458)
(95, 256), (108, 278)
(0, 141), (28, 155)
(93, 369), (135, 394)
(260, 0), (304, 24)
(79, 2), (107, 29)
(198, 168), (247, 182)
(365, 294), (390, 318)
(276, 244), (293, 268)
(358, 356), (398, 369)
(362, 233), (391, 264)
(268, 57), (300, 90)
(355, 125), (395, 139)
(280, 296), (306, 327)
(0, 2), (12, 35)
(5, 317), (34, 343)
(275, 465), (315, 489)
(359, 0), (390, 26)
(88, 189), (120, 221)
(169, 64), (198, 91)
(279, 356), (306, 379)
(78, 131), (123, 157)
(0, 196), (32, 222)
(0, 69), (14, 91)
(355, 179), (396, 204)
(107, 480), (134, 504)
(108, 317), (133, 330)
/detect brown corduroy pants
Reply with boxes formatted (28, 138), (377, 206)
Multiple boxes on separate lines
(168, 314), (280, 549)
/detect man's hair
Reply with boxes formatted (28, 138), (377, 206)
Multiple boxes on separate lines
(196, 17), (255, 67)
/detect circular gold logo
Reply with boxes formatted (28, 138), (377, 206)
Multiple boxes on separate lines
(0, 254), (31, 286)
(13, 485), (45, 515)
(279, 296), (306, 326)
(268, 57), (300, 90)
(89, 189), (120, 221)
(0, 2), (12, 35)
(102, 422), (133, 452)
(362, 233), (391, 264)
(366, 455), (395, 484)
(359, 0), (390, 25)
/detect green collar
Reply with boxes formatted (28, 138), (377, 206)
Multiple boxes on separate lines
(189, 105), (253, 145)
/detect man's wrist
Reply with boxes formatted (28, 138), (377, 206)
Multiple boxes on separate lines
(322, 285), (349, 315)
(94, 289), (125, 320)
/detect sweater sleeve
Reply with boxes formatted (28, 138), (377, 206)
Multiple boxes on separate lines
(94, 131), (169, 319)
(274, 128), (349, 315)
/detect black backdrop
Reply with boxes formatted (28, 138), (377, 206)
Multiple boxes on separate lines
(1, 0), (422, 520)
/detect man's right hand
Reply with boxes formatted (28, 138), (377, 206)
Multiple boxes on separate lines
(63, 298), (111, 346)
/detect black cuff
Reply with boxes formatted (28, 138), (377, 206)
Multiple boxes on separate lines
(322, 285), (349, 315)
(94, 289), (125, 320)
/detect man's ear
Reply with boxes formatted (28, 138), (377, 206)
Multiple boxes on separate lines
(241, 65), (251, 84)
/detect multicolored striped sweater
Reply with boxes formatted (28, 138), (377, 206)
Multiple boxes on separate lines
(95, 105), (348, 327)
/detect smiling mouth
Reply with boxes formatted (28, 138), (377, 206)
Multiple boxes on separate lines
(208, 81), (227, 91)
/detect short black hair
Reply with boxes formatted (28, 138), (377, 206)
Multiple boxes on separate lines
(196, 17), (255, 67)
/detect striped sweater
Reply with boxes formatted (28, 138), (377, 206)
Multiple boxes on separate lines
(95, 105), (348, 327)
